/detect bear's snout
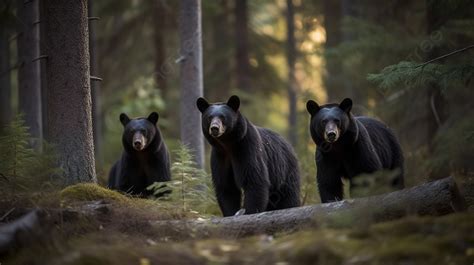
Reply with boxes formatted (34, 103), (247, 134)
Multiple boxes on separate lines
(324, 121), (340, 143)
(209, 117), (225, 137)
(133, 132), (146, 151)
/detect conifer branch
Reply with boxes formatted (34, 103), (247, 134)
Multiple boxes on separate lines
(416, 45), (474, 68)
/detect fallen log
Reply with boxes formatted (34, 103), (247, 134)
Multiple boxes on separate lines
(150, 176), (467, 238)
(0, 210), (43, 256)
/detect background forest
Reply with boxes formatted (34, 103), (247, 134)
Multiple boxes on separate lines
(2, 0), (473, 192)
(0, 0), (473, 264)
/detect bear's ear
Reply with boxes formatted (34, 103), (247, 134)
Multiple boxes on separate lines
(306, 100), (320, 116)
(119, 113), (130, 126)
(147, 112), (159, 125)
(339, 98), (352, 113)
(227, 95), (240, 112)
(196, 97), (209, 113)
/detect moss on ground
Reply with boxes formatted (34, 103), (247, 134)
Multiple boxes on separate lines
(2, 183), (473, 265)
(4, 210), (473, 265)
(60, 183), (129, 203)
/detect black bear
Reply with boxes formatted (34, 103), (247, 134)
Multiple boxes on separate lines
(196, 95), (301, 216)
(306, 98), (404, 203)
(108, 112), (171, 197)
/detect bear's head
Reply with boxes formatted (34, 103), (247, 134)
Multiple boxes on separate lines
(196, 95), (240, 139)
(306, 98), (353, 145)
(119, 112), (159, 151)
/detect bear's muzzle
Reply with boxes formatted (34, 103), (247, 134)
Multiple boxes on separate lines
(209, 117), (226, 138)
(133, 132), (146, 151)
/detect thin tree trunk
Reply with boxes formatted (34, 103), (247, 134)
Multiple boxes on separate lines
(150, 177), (466, 238)
(425, 0), (447, 179)
(17, 0), (42, 150)
(153, 0), (167, 97)
(39, 0), (48, 140)
(234, 0), (251, 94)
(88, 0), (102, 167)
(44, 0), (96, 184)
(286, 0), (297, 146)
(0, 24), (12, 130)
(179, 0), (204, 169)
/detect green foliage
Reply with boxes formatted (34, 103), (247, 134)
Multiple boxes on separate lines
(429, 118), (474, 174)
(350, 170), (402, 198)
(367, 60), (474, 93)
(0, 114), (61, 191)
(298, 143), (320, 205)
(102, 76), (167, 169)
(147, 143), (219, 215)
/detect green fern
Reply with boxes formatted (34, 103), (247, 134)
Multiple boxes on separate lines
(0, 114), (61, 191)
(147, 144), (218, 215)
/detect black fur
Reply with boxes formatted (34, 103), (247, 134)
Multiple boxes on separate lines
(306, 98), (404, 203)
(108, 112), (171, 197)
(197, 95), (301, 216)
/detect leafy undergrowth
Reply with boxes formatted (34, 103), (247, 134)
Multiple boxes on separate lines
(1, 183), (473, 265)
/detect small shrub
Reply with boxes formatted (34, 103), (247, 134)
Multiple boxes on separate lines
(0, 114), (61, 192)
(147, 144), (219, 215)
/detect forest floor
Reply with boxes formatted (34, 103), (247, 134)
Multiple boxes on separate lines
(1, 181), (474, 265)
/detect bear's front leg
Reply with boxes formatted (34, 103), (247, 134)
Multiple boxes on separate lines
(211, 152), (241, 216)
(239, 162), (271, 214)
(243, 184), (270, 214)
(215, 185), (241, 217)
(316, 150), (344, 203)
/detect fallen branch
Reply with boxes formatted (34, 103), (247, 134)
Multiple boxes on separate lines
(150, 177), (466, 238)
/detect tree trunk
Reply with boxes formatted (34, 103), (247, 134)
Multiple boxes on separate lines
(210, 0), (231, 101)
(44, 0), (96, 184)
(322, 0), (342, 102)
(0, 24), (12, 130)
(340, 0), (356, 101)
(88, 0), (103, 167)
(17, 0), (42, 150)
(286, 0), (297, 146)
(150, 177), (466, 238)
(179, 0), (204, 169)
(234, 0), (251, 94)
(153, 0), (167, 97)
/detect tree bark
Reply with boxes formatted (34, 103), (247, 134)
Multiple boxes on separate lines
(88, 0), (103, 167)
(44, 0), (96, 184)
(17, 0), (42, 150)
(150, 177), (466, 238)
(210, 0), (231, 101)
(322, 0), (342, 103)
(0, 23), (12, 130)
(286, 0), (297, 146)
(153, 0), (167, 97)
(234, 0), (251, 94)
(179, 0), (204, 169)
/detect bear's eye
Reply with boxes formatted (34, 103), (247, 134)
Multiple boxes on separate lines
(334, 119), (340, 125)
(321, 119), (328, 125)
